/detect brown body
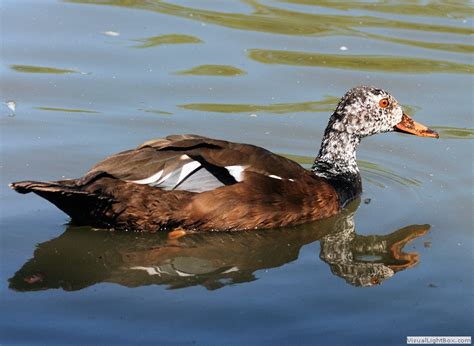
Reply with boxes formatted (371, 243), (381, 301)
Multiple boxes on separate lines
(11, 135), (339, 232)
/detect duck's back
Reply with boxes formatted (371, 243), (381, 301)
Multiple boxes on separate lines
(89, 134), (309, 193)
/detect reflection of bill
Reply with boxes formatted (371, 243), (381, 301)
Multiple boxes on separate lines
(320, 206), (429, 287)
(9, 200), (429, 292)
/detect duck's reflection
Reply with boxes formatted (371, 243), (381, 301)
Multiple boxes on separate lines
(9, 200), (429, 291)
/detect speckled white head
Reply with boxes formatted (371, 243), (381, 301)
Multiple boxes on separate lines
(313, 86), (404, 177)
(328, 85), (404, 138)
(312, 85), (438, 205)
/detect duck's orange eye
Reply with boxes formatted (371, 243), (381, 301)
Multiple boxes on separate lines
(379, 98), (389, 108)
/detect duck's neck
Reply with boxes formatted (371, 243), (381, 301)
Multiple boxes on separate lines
(312, 129), (362, 207)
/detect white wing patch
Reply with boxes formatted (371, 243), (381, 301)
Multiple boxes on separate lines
(129, 157), (298, 191)
(130, 155), (201, 188)
(154, 172), (173, 186)
(177, 161), (201, 184)
(130, 266), (170, 276)
(129, 156), (249, 192)
(268, 174), (282, 180)
(129, 157), (297, 192)
(222, 266), (240, 274)
(131, 170), (163, 185)
(267, 175), (295, 182)
(175, 269), (195, 277)
(225, 165), (245, 182)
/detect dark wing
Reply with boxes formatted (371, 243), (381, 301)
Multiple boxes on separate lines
(89, 134), (308, 193)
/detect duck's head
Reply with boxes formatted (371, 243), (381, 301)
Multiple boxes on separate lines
(315, 86), (438, 182)
(327, 85), (439, 139)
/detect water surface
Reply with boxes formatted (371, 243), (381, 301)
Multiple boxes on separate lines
(1, 0), (473, 344)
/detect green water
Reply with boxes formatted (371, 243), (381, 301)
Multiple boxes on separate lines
(0, 0), (473, 344)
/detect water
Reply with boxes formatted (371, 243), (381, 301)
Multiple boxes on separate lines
(1, 0), (473, 344)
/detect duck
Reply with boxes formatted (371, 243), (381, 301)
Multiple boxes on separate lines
(10, 86), (438, 233)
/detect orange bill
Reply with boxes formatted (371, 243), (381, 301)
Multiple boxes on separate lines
(395, 113), (439, 138)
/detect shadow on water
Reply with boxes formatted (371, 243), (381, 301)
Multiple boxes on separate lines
(9, 200), (429, 292)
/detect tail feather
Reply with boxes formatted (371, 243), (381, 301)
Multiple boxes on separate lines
(10, 175), (115, 227)
(10, 180), (82, 194)
(10, 171), (192, 232)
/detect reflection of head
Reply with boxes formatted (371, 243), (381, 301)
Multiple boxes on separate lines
(319, 207), (393, 287)
(320, 229), (395, 287)
(319, 203), (429, 287)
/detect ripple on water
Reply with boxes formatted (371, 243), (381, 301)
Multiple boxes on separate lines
(34, 107), (100, 114)
(66, 0), (473, 36)
(248, 49), (474, 74)
(132, 34), (202, 48)
(431, 126), (474, 140)
(10, 65), (79, 74)
(140, 109), (173, 116)
(176, 65), (246, 76)
(279, 0), (471, 19)
(66, 0), (474, 58)
(180, 96), (339, 114)
(280, 153), (420, 188)
(179, 97), (419, 115)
